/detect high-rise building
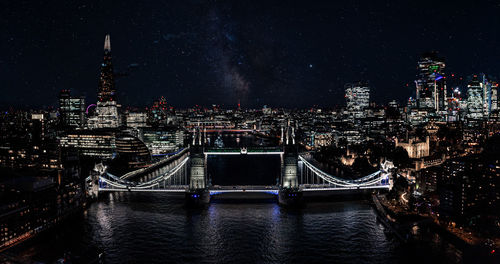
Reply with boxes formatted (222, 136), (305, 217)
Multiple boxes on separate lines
(126, 112), (148, 128)
(345, 81), (370, 119)
(59, 90), (85, 129)
(446, 87), (463, 122)
(98, 34), (115, 103)
(491, 81), (499, 113)
(466, 75), (484, 120)
(148, 96), (170, 125)
(415, 52), (446, 111)
(58, 131), (116, 159)
(480, 75), (499, 117)
(87, 34), (120, 129)
(139, 127), (184, 155)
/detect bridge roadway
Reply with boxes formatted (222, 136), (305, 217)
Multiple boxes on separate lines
(98, 184), (390, 194)
(98, 185), (279, 194)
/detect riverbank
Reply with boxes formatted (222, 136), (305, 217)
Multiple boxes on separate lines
(372, 193), (500, 263)
(0, 207), (104, 264)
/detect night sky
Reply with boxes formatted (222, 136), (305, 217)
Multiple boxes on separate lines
(2, 0), (500, 109)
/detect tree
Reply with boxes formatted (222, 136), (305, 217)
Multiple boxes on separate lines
(391, 146), (410, 169)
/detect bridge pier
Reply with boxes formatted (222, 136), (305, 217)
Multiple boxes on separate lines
(186, 149), (210, 205)
(278, 145), (303, 206)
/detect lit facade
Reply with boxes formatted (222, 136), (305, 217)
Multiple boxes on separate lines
(126, 112), (148, 128)
(59, 90), (85, 129)
(87, 34), (120, 129)
(140, 128), (184, 155)
(466, 75), (484, 120)
(395, 136), (430, 159)
(115, 134), (151, 168)
(345, 82), (370, 119)
(415, 52), (446, 111)
(58, 131), (115, 158)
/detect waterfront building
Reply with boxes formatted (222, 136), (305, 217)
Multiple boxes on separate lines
(0, 165), (85, 252)
(58, 131), (115, 159)
(0, 176), (56, 250)
(115, 133), (151, 168)
(139, 127), (184, 155)
(438, 154), (500, 221)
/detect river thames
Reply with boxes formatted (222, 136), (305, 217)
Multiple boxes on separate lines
(5, 134), (453, 263)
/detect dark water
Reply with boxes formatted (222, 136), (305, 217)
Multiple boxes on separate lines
(90, 195), (401, 264)
(10, 194), (401, 264)
(4, 134), (454, 263)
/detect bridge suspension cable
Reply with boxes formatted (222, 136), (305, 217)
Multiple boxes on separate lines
(99, 156), (190, 191)
(298, 155), (389, 189)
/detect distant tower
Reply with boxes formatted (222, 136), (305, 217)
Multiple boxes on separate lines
(345, 81), (370, 119)
(415, 52), (446, 111)
(98, 34), (116, 102)
(88, 34), (120, 129)
(466, 75), (484, 120)
(59, 89), (85, 129)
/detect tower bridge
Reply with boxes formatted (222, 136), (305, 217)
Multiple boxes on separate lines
(88, 126), (393, 205)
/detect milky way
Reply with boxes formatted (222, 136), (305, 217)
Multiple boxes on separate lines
(1, 0), (500, 108)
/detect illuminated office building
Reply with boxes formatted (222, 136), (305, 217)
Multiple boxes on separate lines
(466, 75), (484, 120)
(140, 128), (184, 155)
(415, 52), (446, 111)
(59, 90), (85, 129)
(345, 82), (370, 119)
(58, 131), (115, 159)
(115, 133), (151, 168)
(491, 81), (498, 113)
(481, 75), (499, 117)
(126, 112), (148, 128)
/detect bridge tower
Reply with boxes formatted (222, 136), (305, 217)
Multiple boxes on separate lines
(186, 127), (210, 205)
(278, 125), (303, 206)
(87, 162), (106, 200)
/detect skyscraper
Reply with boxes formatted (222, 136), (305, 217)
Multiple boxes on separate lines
(98, 34), (116, 103)
(415, 52), (446, 111)
(345, 81), (370, 119)
(491, 81), (499, 113)
(87, 34), (120, 129)
(466, 75), (484, 120)
(59, 89), (85, 129)
(481, 74), (498, 117)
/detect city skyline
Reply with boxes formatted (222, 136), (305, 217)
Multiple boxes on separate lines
(2, 0), (500, 108)
(1, 2), (500, 263)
